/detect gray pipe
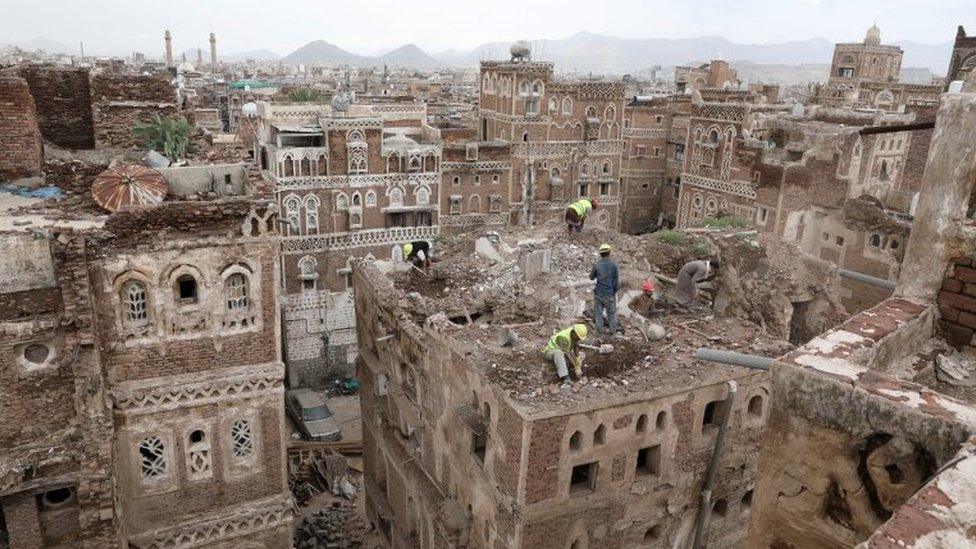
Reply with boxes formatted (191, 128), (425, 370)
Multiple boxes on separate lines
(692, 380), (738, 549)
(838, 269), (897, 290)
(696, 348), (773, 371)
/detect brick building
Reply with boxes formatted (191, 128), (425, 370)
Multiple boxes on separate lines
(255, 100), (442, 388)
(478, 50), (627, 229)
(439, 129), (514, 232)
(946, 25), (976, 86)
(0, 76), (43, 180)
(675, 60), (738, 94)
(0, 181), (292, 546)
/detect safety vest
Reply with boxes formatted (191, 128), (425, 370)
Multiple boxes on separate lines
(569, 199), (592, 218)
(542, 326), (574, 354)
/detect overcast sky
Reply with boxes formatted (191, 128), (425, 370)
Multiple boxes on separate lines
(1, 0), (972, 56)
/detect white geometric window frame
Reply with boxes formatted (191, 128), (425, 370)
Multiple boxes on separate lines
(335, 192), (349, 211)
(365, 190), (377, 206)
(389, 186), (405, 208)
(303, 194), (320, 235)
(135, 431), (175, 491)
(225, 272), (249, 312)
(185, 426), (213, 481)
(415, 185), (431, 206)
(349, 147), (367, 174)
(283, 194), (301, 236)
(121, 279), (150, 328)
(225, 414), (261, 475)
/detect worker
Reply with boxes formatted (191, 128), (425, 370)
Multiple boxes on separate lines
(565, 197), (599, 235)
(402, 241), (432, 269)
(672, 259), (720, 307)
(630, 279), (659, 318)
(542, 323), (587, 381)
(589, 243), (619, 335)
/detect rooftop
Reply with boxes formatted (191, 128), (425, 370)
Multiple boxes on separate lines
(382, 220), (835, 415)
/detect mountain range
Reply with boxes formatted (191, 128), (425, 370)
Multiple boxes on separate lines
(277, 31), (952, 77)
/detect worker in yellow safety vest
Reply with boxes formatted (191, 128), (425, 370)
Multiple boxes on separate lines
(565, 197), (599, 235)
(541, 323), (588, 380)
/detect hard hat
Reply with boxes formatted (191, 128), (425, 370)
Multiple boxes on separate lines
(590, 197), (600, 209)
(402, 243), (413, 257)
(642, 279), (656, 293)
(572, 323), (588, 340)
(599, 243), (612, 253)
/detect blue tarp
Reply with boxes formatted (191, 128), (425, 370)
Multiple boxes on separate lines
(1, 184), (64, 200)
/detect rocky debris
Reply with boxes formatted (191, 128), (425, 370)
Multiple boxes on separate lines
(293, 503), (364, 548)
(935, 352), (976, 386)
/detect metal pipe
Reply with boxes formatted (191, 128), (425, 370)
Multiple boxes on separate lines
(838, 269), (898, 290)
(692, 380), (738, 549)
(696, 348), (773, 371)
(858, 120), (935, 136)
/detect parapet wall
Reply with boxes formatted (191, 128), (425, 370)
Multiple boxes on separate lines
(0, 76), (43, 180)
(7, 65), (94, 149)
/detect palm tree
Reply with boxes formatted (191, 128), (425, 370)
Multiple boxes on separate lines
(133, 115), (196, 162)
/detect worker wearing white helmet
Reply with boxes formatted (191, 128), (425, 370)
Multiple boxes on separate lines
(541, 323), (588, 381)
(402, 241), (432, 269)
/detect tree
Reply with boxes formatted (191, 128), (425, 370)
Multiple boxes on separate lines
(133, 115), (196, 162)
(287, 88), (329, 103)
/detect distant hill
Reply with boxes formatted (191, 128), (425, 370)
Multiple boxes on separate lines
(433, 31), (953, 76)
(283, 40), (370, 66)
(3, 37), (73, 54)
(377, 44), (445, 70)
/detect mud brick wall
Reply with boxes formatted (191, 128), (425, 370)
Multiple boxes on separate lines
(0, 76), (44, 179)
(8, 66), (94, 149)
(937, 255), (976, 350)
(89, 73), (177, 149)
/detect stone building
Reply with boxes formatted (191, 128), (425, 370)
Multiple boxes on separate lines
(439, 129), (514, 232)
(0, 178), (292, 546)
(478, 50), (627, 229)
(255, 100), (442, 387)
(618, 96), (671, 233)
(946, 25), (976, 86)
(352, 238), (782, 548)
(675, 60), (738, 94)
(812, 24), (941, 112)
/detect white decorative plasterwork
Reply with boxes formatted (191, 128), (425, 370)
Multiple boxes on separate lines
(321, 117), (382, 131)
(281, 226), (440, 254)
(275, 172), (439, 191)
(129, 494), (292, 549)
(692, 103), (748, 123)
(682, 173), (757, 199)
(441, 161), (512, 172)
(112, 363), (284, 414)
(622, 128), (668, 139)
(512, 140), (624, 158)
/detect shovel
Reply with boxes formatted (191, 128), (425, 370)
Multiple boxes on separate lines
(579, 343), (614, 354)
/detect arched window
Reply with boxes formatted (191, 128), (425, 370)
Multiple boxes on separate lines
(347, 129), (365, 143)
(518, 81), (529, 96)
(389, 187), (405, 208)
(409, 156), (421, 172)
(548, 98), (558, 114)
(121, 280), (149, 327)
(304, 195), (319, 234)
(226, 273), (249, 311)
(605, 105), (615, 120)
(708, 129), (720, 144)
(593, 424), (606, 445)
(602, 160), (611, 176)
(299, 256), (317, 278)
(416, 186), (430, 206)
(579, 161), (590, 178)
(284, 195), (301, 235)
(365, 190), (377, 206)
(562, 97), (573, 115)
(175, 274), (198, 304)
(569, 431), (582, 450)
(551, 167), (561, 179)
(335, 193), (349, 210)
(282, 154), (294, 177)
(387, 152), (400, 173)
(316, 154), (328, 176)
(531, 80), (542, 96)
(586, 105), (597, 118)
(349, 148), (367, 174)
(352, 192), (362, 207)
(469, 195), (482, 213)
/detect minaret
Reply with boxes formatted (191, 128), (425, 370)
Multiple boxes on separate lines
(164, 30), (173, 68)
(209, 32), (217, 73)
(197, 47), (203, 67)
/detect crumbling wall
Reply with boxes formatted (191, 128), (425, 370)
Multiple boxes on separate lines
(0, 76), (44, 180)
(938, 254), (976, 350)
(6, 65), (94, 149)
(89, 73), (177, 149)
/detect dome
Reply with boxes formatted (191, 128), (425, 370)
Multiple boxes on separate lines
(865, 23), (881, 46)
(241, 102), (258, 117)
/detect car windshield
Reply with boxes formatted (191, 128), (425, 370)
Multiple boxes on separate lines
(304, 405), (331, 421)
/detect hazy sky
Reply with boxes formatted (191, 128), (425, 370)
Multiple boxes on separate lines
(1, 0), (973, 56)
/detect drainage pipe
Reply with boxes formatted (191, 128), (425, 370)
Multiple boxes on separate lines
(838, 269), (898, 291)
(691, 380), (738, 549)
(696, 348), (773, 371)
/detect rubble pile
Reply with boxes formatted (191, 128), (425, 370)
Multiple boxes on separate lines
(293, 503), (366, 548)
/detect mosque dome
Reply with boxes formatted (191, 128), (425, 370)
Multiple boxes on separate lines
(865, 23), (881, 46)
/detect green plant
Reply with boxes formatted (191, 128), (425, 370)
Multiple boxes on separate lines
(133, 115), (196, 162)
(653, 230), (686, 246)
(287, 88), (330, 102)
(691, 240), (712, 257)
(703, 216), (750, 229)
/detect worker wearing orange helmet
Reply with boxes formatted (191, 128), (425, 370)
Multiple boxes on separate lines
(542, 323), (588, 380)
(630, 279), (660, 318)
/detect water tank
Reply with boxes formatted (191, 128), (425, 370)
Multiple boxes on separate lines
(510, 41), (531, 62)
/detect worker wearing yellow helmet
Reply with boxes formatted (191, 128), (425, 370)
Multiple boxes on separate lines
(541, 323), (588, 380)
(402, 240), (432, 269)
